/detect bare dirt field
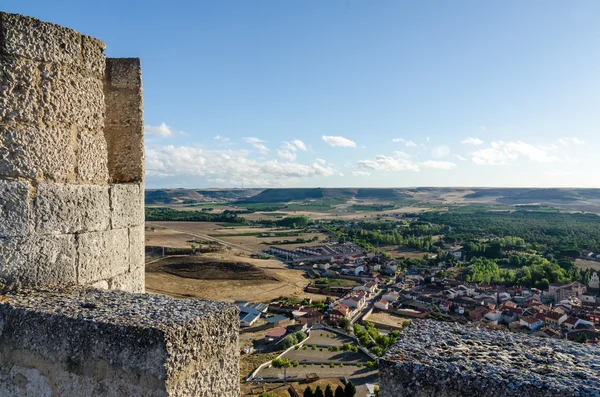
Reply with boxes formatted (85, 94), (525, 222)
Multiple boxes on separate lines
(145, 252), (324, 302)
(366, 311), (409, 328)
(575, 259), (600, 271)
(146, 221), (329, 252)
(379, 246), (432, 259)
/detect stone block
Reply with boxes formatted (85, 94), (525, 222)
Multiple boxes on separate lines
(39, 62), (105, 131)
(110, 184), (144, 229)
(0, 123), (75, 182)
(77, 133), (109, 183)
(105, 58), (142, 90)
(34, 184), (110, 234)
(77, 228), (129, 284)
(0, 234), (77, 285)
(379, 320), (600, 397)
(104, 58), (144, 184)
(105, 126), (145, 183)
(104, 88), (143, 128)
(0, 287), (240, 396)
(0, 180), (30, 237)
(0, 56), (42, 124)
(82, 35), (106, 75)
(109, 267), (144, 293)
(129, 223), (145, 272)
(0, 12), (82, 65)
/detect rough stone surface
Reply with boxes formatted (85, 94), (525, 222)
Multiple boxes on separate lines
(105, 57), (142, 90)
(109, 267), (144, 294)
(0, 123), (75, 182)
(0, 234), (77, 285)
(39, 61), (105, 131)
(0, 12), (82, 65)
(110, 183), (144, 228)
(0, 180), (30, 237)
(0, 286), (240, 396)
(129, 224), (145, 271)
(77, 133), (109, 183)
(379, 320), (600, 397)
(77, 228), (129, 284)
(82, 35), (106, 76)
(104, 58), (144, 183)
(33, 184), (110, 234)
(0, 56), (42, 124)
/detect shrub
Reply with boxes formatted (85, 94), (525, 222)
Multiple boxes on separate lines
(339, 363), (344, 368)
(303, 345), (308, 350)
(357, 363), (363, 368)
(321, 364), (325, 368)
(329, 363), (335, 368)
(303, 364), (307, 367)
(296, 331), (307, 342)
(295, 345), (300, 350)
(293, 360), (299, 367)
(312, 345), (317, 350)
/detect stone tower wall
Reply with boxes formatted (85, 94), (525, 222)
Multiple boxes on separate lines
(0, 12), (144, 292)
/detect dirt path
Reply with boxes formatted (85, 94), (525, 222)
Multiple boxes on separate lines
(147, 222), (255, 253)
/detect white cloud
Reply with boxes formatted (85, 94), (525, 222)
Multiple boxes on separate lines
(214, 135), (231, 143)
(146, 145), (340, 186)
(322, 135), (357, 148)
(422, 160), (457, 170)
(431, 145), (450, 158)
(316, 158), (327, 165)
(558, 136), (585, 146)
(461, 137), (484, 145)
(472, 141), (559, 165)
(292, 140), (307, 151)
(454, 154), (468, 161)
(244, 137), (269, 154)
(558, 137), (585, 146)
(145, 122), (173, 137)
(357, 154), (420, 172)
(351, 171), (371, 176)
(392, 138), (417, 147)
(244, 137), (266, 144)
(277, 149), (297, 161)
(426, 137), (430, 143)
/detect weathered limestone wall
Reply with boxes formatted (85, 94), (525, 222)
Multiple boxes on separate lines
(0, 12), (144, 292)
(0, 286), (240, 397)
(379, 320), (600, 397)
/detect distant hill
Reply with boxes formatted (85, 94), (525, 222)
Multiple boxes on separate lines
(145, 189), (262, 205)
(145, 187), (600, 211)
(466, 188), (600, 202)
(237, 188), (412, 203)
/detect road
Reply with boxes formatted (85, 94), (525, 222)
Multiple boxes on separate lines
(352, 288), (386, 325)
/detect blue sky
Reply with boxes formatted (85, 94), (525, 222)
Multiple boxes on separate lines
(7, 1), (600, 188)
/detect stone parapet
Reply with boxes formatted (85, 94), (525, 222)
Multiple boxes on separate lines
(379, 320), (600, 397)
(0, 286), (240, 396)
(0, 12), (144, 292)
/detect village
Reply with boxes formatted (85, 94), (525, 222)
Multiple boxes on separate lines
(234, 239), (600, 395)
